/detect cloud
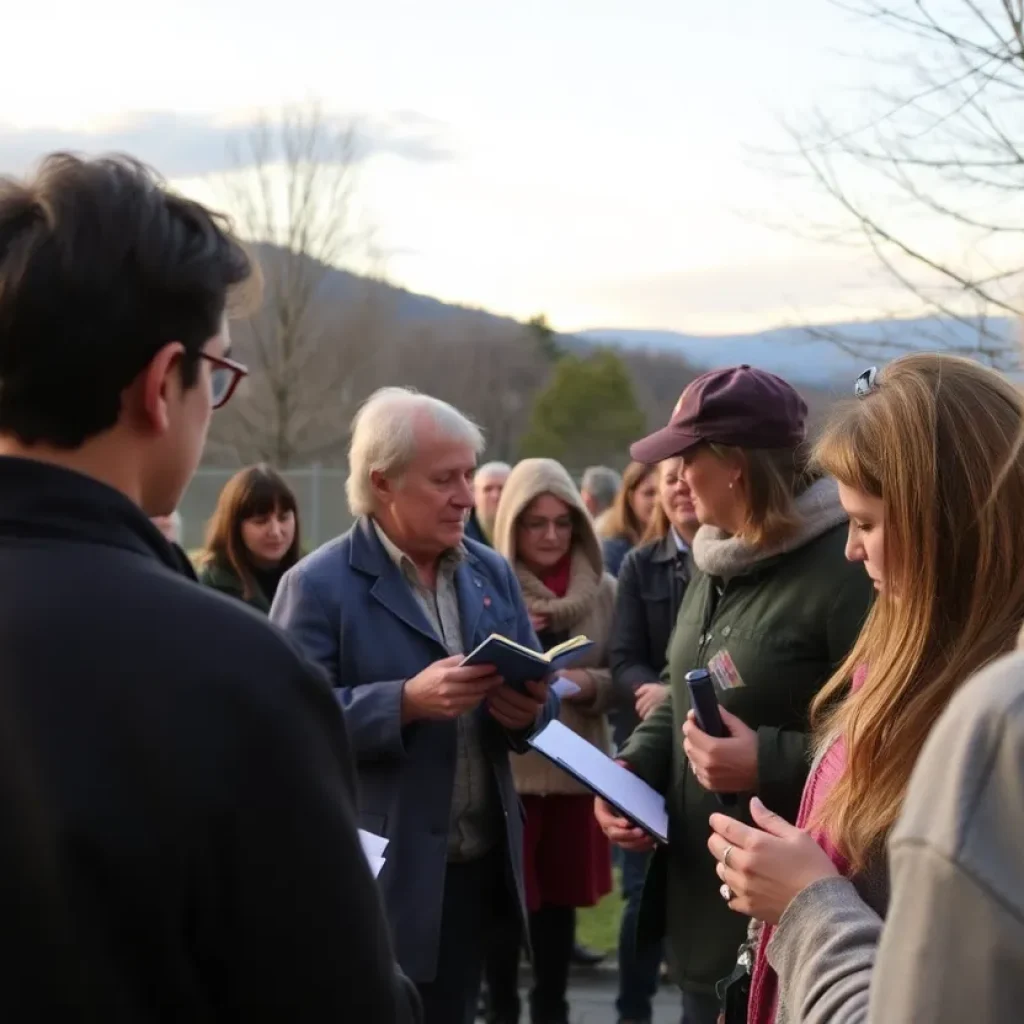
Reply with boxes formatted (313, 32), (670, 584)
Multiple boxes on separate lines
(0, 108), (455, 179)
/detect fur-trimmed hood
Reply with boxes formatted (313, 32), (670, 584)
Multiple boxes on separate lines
(692, 477), (848, 579)
(492, 458), (604, 577)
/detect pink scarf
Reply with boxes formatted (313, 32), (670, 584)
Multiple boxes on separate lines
(747, 665), (867, 1024)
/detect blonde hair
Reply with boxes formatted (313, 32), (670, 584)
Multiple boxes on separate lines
(707, 444), (815, 549)
(810, 353), (1024, 871)
(597, 461), (656, 544)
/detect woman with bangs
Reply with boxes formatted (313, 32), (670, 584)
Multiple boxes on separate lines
(199, 464), (302, 613)
(707, 354), (1024, 1024)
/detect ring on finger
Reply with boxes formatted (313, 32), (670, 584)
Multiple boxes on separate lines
(720, 883), (733, 902)
(722, 844), (734, 869)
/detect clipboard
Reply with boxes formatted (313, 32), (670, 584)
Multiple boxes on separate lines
(528, 720), (669, 844)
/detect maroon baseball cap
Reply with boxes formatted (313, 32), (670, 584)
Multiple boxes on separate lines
(631, 364), (807, 463)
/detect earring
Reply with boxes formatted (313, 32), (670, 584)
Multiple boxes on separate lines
(728, 482), (734, 490)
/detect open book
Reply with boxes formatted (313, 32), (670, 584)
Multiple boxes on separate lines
(460, 634), (594, 690)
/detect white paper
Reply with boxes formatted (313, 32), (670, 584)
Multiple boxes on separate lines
(358, 828), (389, 877)
(551, 676), (581, 698)
(528, 720), (669, 843)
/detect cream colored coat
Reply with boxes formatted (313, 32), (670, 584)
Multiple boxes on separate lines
(493, 458), (616, 797)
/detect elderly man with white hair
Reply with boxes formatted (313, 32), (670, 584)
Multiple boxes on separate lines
(465, 460), (512, 547)
(271, 387), (556, 1024)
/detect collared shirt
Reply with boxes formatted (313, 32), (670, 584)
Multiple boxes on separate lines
(372, 520), (498, 862)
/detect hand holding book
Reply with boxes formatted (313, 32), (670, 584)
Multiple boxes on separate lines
(460, 633), (595, 693)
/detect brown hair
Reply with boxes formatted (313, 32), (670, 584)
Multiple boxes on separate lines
(707, 443), (816, 549)
(642, 457), (677, 543)
(203, 464), (301, 600)
(597, 461), (656, 544)
(810, 354), (1024, 871)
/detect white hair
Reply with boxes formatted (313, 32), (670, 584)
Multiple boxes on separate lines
(346, 387), (486, 516)
(475, 461), (512, 482)
(581, 465), (621, 512)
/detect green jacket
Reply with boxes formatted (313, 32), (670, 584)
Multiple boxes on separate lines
(621, 479), (874, 995)
(197, 560), (272, 614)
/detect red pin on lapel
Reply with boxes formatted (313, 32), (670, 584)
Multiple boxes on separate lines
(483, 596), (492, 607)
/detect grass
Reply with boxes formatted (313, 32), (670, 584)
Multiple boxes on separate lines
(575, 870), (625, 954)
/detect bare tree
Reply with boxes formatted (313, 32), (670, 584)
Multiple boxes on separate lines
(207, 102), (387, 466)
(782, 0), (1024, 369)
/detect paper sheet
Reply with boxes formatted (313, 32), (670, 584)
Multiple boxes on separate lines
(528, 720), (669, 843)
(551, 676), (581, 698)
(358, 828), (389, 878)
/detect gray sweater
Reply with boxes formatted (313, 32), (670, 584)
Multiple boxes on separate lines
(767, 650), (1024, 1023)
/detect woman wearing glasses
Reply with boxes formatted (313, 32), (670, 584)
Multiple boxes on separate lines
(482, 458), (617, 1024)
(707, 355), (1024, 1024)
(198, 464), (302, 613)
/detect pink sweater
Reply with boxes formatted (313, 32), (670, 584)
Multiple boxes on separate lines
(747, 665), (867, 1024)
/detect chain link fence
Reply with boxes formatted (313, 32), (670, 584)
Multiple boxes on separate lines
(177, 465), (353, 553)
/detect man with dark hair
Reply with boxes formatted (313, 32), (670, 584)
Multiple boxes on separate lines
(0, 154), (419, 1022)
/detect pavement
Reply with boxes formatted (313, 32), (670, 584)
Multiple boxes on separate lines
(496, 968), (682, 1024)
(565, 974), (681, 1023)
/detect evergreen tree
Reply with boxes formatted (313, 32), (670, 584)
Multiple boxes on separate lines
(519, 348), (645, 470)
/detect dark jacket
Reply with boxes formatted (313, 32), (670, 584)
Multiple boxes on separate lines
(621, 479), (873, 996)
(0, 458), (419, 1024)
(270, 517), (559, 983)
(601, 534), (632, 577)
(198, 558), (272, 613)
(608, 533), (692, 745)
(464, 508), (490, 547)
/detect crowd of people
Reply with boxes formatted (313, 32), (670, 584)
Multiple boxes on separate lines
(2, 151), (1024, 1024)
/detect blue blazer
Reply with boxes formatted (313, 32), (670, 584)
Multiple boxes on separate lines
(270, 516), (558, 983)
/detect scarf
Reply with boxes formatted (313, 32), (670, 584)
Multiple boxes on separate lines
(539, 552), (572, 598)
(692, 478), (847, 579)
(515, 546), (601, 632)
(748, 664), (867, 1024)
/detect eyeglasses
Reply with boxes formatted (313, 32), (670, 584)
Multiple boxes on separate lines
(201, 352), (248, 409)
(521, 516), (574, 536)
(854, 366), (879, 398)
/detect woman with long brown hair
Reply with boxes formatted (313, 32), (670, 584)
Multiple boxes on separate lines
(198, 464), (302, 613)
(707, 354), (1024, 1024)
(596, 461), (658, 576)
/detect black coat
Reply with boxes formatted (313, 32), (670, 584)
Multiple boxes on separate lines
(608, 533), (692, 745)
(464, 508), (490, 547)
(0, 457), (420, 1024)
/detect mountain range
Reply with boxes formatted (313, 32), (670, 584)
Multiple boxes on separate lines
(579, 317), (1016, 386)
(272, 255), (1017, 386)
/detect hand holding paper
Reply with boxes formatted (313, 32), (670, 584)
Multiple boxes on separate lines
(528, 720), (668, 843)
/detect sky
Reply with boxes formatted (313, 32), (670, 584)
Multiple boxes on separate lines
(0, 0), (962, 334)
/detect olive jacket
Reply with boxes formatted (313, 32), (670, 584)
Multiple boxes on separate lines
(620, 477), (874, 995)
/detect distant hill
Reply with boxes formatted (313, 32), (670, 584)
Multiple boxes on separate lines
(580, 317), (1017, 386)
(255, 248), (1017, 385)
